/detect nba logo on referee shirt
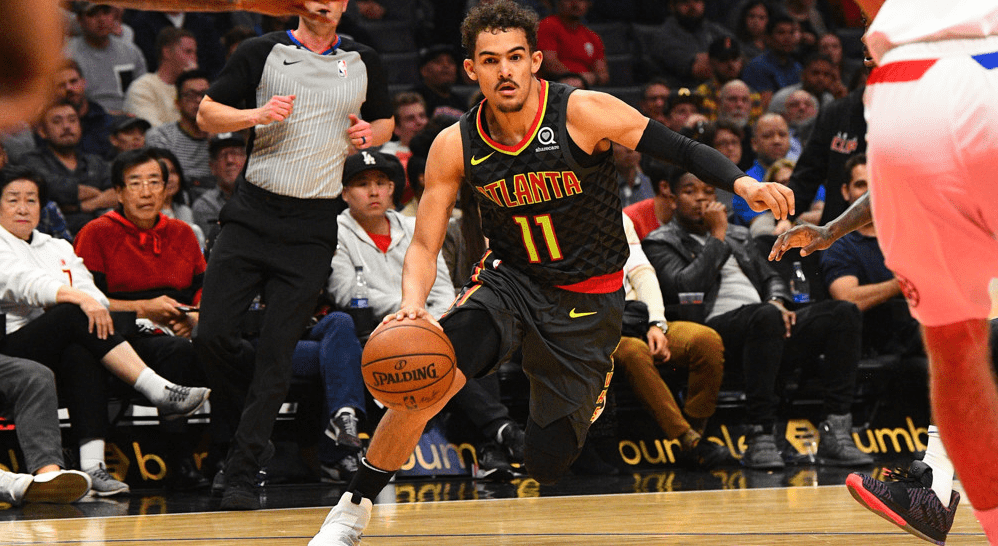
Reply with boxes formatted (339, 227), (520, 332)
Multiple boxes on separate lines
(337, 60), (347, 78)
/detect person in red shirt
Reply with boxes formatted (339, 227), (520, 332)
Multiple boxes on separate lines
(537, 0), (608, 87)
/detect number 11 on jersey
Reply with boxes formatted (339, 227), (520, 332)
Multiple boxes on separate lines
(513, 214), (563, 263)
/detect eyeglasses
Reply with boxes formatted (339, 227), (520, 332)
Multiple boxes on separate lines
(124, 179), (165, 192)
(181, 90), (206, 101)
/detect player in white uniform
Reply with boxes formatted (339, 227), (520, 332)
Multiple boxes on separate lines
(784, 1), (998, 543)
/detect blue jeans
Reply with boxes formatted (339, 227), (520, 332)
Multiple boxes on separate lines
(291, 312), (365, 464)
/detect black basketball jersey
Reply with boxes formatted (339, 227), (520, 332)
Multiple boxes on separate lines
(458, 80), (628, 288)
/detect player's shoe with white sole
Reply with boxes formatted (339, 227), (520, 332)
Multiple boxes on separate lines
(309, 492), (372, 546)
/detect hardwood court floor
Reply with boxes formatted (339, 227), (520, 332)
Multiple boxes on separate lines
(1, 483), (986, 545)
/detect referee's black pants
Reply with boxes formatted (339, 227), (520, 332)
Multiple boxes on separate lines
(194, 182), (340, 487)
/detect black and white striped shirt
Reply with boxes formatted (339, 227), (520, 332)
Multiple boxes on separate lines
(206, 31), (392, 199)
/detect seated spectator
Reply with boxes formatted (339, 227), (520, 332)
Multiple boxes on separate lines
(643, 0), (732, 87)
(0, 355), (92, 505)
(615, 210), (729, 469)
(741, 12), (803, 108)
(145, 70), (212, 182)
(19, 101), (115, 234)
(638, 78), (671, 127)
(819, 154), (921, 357)
(715, 80), (757, 170)
(785, 0), (828, 50)
(192, 133), (247, 237)
(290, 309), (367, 483)
(768, 54), (843, 115)
(538, 0), (609, 87)
(664, 88), (702, 133)
(779, 89), (820, 157)
(147, 147), (205, 247)
(0, 142), (71, 241)
(53, 59), (113, 159)
(107, 115), (151, 160)
(731, 0), (770, 61)
(124, 27), (198, 128)
(74, 148), (210, 489)
(328, 151), (524, 478)
(378, 92), (429, 204)
(699, 120), (746, 203)
(614, 144), (654, 208)
(624, 159), (676, 241)
(412, 45), (468, 119)
(731, 113), (792, 226)
(126, 8), (223, 78)
(696, 38), (763, 126)
(0, 165), (210, 495)
(642, 171), (872, 470)
(65, 3), (147, 114)
(817, 32), (863, 92)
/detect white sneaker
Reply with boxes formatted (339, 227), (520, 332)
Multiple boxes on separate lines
(309, 492), (372, 546)
(0, 469), (33, 505)
(0, 469), (90, 505)
(23, 470), (91, 504)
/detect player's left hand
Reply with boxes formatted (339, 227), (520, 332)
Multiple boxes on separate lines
(733, 176), (795, 221)
(348, 114), (373, 149)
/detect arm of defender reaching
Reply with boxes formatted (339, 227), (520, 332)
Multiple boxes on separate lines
(769, 191), (873, 261)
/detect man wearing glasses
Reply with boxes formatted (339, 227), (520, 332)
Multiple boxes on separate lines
(146, 70), (212, 182)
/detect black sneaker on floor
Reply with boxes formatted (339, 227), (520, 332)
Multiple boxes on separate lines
(690, 440), (734, 470)
(220, 482), (259, 511)
(496, 421), (525, 464)
(846, 460), (960, 545)
(475, 442), (516, 481)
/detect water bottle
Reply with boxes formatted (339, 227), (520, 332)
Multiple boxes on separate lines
(348, 265), (373, 338)
(790, 261), (811, 304)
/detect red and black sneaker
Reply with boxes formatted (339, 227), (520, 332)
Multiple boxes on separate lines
(846, 460), (960, 545)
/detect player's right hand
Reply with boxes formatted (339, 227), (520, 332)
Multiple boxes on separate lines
(255, 94), (295, 125)
(734, 176), (795, 220)
(768, 224), (835, 261)
(382, 305), (443, 331)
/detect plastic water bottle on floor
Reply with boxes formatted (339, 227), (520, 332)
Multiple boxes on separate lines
(790, 262), (810, 304)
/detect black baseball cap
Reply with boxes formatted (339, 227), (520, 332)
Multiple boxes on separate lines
(208, 132), (246, 158)
(667, 88), (702, 113)
(419, 44), (459, 68)
(110, 115), (151, 135)
(73, 2), (112, 15)
(342, 150), (405, 188)
(708, 36), (741, 61)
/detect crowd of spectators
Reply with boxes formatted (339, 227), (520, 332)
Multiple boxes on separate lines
(0, 0), (923, 507)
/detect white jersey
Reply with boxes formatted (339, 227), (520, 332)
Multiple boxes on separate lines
(865, 0), (998, 63)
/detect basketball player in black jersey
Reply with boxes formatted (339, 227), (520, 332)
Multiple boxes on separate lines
(311, 2), (795, 544)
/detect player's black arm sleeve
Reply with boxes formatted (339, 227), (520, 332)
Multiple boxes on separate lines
(634, 119), (745, 194)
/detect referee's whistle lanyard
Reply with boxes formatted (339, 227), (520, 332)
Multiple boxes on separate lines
(286, 29), (340, 55)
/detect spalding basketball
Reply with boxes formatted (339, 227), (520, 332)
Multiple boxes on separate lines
(362, 317), (456, 411)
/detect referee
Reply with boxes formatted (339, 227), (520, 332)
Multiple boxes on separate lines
(194, 0), (393, 510)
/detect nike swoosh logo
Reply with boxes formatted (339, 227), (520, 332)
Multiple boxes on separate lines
(569, 308), (597, 318)
(283, 60), (302, 65)
(470, 152), (494, 166)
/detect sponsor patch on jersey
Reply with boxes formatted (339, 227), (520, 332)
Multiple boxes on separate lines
(337, 60), (348, 78)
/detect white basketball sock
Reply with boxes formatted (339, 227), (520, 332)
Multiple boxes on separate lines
(923, 425), (955, 504)
(79, 439), (105, 472)
(133, 368), (172, 405)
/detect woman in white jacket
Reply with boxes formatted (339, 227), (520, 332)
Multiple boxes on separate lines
(0, 165), (210, 495)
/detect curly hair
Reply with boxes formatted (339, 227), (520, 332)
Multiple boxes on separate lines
(461, 0), (539, 59)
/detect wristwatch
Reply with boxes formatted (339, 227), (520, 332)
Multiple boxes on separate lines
(650, 321), (668, 334)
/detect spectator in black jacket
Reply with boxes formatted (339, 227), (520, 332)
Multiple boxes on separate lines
(641, 171), (871, 471)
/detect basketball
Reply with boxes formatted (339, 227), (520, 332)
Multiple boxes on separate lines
(361, 317), (456, 411)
